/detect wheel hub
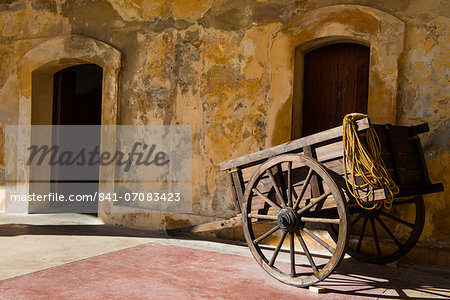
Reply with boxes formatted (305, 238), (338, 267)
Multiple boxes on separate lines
(277, 207), (299, 232)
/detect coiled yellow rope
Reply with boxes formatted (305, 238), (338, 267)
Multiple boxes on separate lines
(342, 113), (399, 210)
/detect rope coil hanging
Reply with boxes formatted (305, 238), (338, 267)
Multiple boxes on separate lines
(342, 113), (399, 210)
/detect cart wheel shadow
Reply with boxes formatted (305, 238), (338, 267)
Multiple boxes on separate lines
(315, 257), (450, 299)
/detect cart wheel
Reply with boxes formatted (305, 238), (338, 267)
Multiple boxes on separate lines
(242, 154), (348, 287)
(327, 196), (425, 264)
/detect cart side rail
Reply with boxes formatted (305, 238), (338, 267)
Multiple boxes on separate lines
(219, 117), (370, 171)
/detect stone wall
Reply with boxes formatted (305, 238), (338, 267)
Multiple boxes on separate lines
(0, 0), (448, 263)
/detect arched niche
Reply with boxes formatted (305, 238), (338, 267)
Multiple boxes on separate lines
(267, 5), (405, 146)
(14, 35), (121, 215)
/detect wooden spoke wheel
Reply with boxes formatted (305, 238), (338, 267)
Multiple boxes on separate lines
(242, 154), (349, 287)
(327, 196), (425, 264)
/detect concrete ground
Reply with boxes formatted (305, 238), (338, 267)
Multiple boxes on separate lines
(1, 213), (450, 299)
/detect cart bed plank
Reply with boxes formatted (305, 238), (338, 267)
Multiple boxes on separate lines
(220, 118), (370, 171)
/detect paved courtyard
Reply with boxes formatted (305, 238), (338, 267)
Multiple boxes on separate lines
(1, 214), (449, 299)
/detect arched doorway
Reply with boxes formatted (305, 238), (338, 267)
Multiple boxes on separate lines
(14, 35), (121, 216)
(300, 43), (370, 136)
(267, 5), (404, 146)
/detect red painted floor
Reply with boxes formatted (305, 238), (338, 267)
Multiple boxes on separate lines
(1, 242), (449, 299)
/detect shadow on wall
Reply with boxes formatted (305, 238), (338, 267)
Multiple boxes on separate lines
(0, 223), (165, 238)
(0, 124), (4, 212)
(0, 185), (4, 212)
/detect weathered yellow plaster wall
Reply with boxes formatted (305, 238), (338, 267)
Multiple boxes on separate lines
(0, 0), (448, 264)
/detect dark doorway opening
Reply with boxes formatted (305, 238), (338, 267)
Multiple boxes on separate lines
(299, 43), (370, 137)
(52, 64), (102, 126)
(51, 64), (102, 215)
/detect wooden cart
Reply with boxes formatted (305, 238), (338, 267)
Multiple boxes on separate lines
(169, 117), (443, 287)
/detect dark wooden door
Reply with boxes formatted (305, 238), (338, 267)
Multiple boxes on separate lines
(51, 64), (102, 214)
(301, 43), (370, 136)
(52, 65), (102, 126)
